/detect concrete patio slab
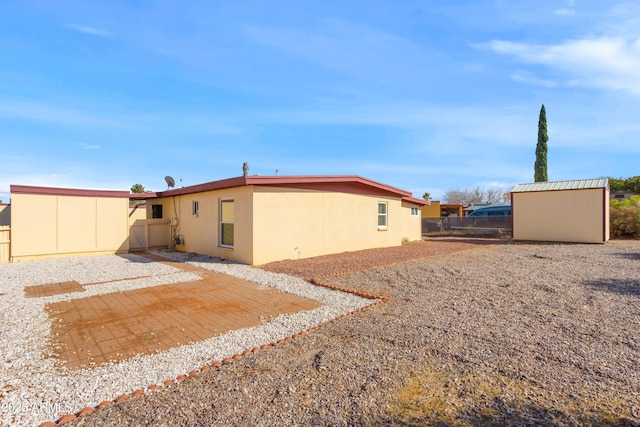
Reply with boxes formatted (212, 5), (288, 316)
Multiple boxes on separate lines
(46, 253), (322, 370)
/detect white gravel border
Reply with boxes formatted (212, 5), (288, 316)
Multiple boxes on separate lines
(0, 251), (373, 426)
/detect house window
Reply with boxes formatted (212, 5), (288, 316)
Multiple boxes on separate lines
(151, 204), (163, 219)
(192, 200), (199, 216)
(378, 202), (388, 228)
(411, 207), (420, 216)
(220, 199), (234, 247)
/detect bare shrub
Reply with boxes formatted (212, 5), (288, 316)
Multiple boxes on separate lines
(610, 205), (640, 239)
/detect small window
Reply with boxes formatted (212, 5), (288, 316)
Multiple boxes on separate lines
(151, 204), (163, 219)
(410, 207), (420, 216)
(378, 202), (388, 228)
(220, 199), (234, 247)
(192, 200), (199, 216)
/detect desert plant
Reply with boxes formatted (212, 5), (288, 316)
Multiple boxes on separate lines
(610, 196), (640, 239)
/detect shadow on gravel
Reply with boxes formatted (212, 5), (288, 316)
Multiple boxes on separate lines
(614, 251), (640, 261)
(584, 278), (640, 297)
(423, 237), (505, 245)
(117, 253), (156, 263)
(121, 251), (244, 266)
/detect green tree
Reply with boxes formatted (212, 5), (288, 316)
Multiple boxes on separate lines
(534, 104), (548, 182)
(130, 183), (146, 193)
(609, 177), (625, 191)
(608, 176), (640, 193)
(422, 192), (431, 200)
(624, 176), (640, 193)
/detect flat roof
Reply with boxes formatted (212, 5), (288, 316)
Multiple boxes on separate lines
(10, 185), (130, 198)
(511, 178), (609, 193)
(136, 175), (430, 205)
(10, 175), (430, 206)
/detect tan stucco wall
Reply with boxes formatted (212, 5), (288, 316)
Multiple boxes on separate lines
(152, 186), (253, 264)
(251, 187), (420, 265)
(512, 188), (609, 243)
(0, 205), (10, 226)
(151, 186), (422, 265)
(422, 201), (440, 218)
(10, 193), (129, 261)
(128, 204), (147, 225)
(401, 201), (424, 242)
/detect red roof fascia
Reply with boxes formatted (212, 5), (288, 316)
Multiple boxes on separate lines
(10, 176), (424, 203)
(148, 175), (417, 201)
(154, 176), (248, 198)
(247, 175), (411, 197)
(251, 176), (411, 199)
(10, 185), (130, 198)
(403, 196), (430, 206)
(130, 192), (159, 200)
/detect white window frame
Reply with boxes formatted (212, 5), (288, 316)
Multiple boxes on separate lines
(378, 202), (388, 229)
(219, 198), (234, 248)
(410, 207), (420, 216)
(192, 200), (199, 216)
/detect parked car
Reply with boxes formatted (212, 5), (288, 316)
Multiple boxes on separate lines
(467, 205), (511, 217)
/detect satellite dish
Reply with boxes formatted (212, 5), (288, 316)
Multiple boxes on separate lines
(165, 176), (175, 189)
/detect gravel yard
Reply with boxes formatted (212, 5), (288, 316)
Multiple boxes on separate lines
(0, 240), (640, 426)
(0, 252), (371, 427)
(54, 239), (639, 427)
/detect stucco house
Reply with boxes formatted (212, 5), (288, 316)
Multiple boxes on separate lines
(4, 175), (428, 265)
(134, 175), (428, 265)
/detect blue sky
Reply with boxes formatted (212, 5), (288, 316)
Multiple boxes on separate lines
(1, 0), (638, 203)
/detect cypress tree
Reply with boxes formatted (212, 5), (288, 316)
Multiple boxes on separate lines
(534, 104), (548, 182)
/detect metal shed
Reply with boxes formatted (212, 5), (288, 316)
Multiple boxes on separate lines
(511, 178), (610, 243)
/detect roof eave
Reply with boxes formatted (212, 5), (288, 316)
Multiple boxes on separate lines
(10, 185), (130, 198)
(149, 175), (415, 200)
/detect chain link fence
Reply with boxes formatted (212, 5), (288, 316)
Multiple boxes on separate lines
(422, 217), (512, 238)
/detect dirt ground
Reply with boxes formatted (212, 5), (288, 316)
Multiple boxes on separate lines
(65, 239), (639, 426)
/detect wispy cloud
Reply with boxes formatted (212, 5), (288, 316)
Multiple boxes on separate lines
(482, 3), (640, 96)
(244, 19), (438, 83)
(554, 0), (576, 16)
(65, 24), (114, 37)
(76, 143), (101, 150)
(510, 71), (558, 88)
(0, 99), (134, 127)
(486, 36), (640, 95)
(553, 8), (576, 16)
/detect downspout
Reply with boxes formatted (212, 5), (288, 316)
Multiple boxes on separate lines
(171, 195), (180, 249)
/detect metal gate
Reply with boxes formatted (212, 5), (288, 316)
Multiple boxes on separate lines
(129, 219), (170, 251)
